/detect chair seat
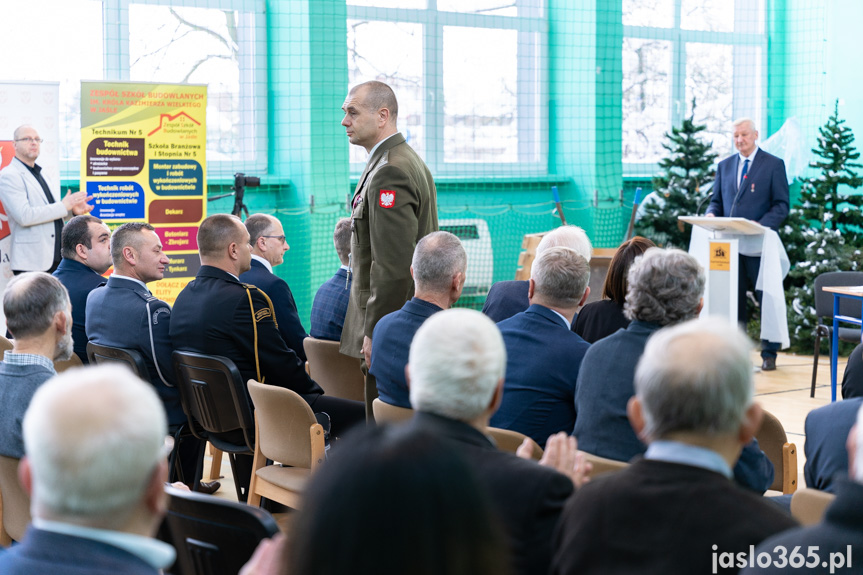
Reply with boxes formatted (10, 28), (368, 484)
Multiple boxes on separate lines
(255, 464), (310, 492)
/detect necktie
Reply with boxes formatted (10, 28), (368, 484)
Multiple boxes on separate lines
(740, 158), (750, 187)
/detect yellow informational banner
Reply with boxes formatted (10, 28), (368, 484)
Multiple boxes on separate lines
(80, 81), (207, 304)
(709, 241), (731, 271)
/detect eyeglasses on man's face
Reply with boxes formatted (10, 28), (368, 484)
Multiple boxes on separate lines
(15, 137), (43, 144)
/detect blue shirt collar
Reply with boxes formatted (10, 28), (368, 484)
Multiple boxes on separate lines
(644, 440), (732, 478)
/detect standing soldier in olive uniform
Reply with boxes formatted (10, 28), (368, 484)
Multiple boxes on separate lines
(339, 81), (438, 418)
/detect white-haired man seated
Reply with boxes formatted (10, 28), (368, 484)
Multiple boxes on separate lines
(551, 318), (797, 574)
(482, 224), (592, 324)
(405, 308), (589, 575)
(0, 365), (175, 575)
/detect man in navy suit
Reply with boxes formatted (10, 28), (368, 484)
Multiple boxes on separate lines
(706, 118), (790, 371)
(239, 213), (308, 361)
(86, 223), (214, 493)
(802, 397), (863, 493)
(52, 215), (112, 364)
(372, 231), (466, 408)
(0, 365), (176, 575)
(482, 225), (592, 324)
(490, 247), (591, 448)
(310, 218), (352, 341)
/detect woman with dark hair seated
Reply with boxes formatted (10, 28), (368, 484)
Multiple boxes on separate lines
(241, 424), (511, 575)
(573, 236), (655, 343)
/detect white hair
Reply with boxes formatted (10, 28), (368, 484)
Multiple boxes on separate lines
(536, 225), (592, 262)
(733, 117), (757, 132)
(409, 309), (506, 422)
(23, 365), (167, 519)
(635, 317), (753, 441)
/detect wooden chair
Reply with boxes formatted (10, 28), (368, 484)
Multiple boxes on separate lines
(487, 426), (543, 460)
(755, 409), (798, 494)
(0, 336), (79, 373)
(372, 398), (413, 423)
(160, 484), (280, 575)
(303, 337), (365, 402)
(580, 451), (629, 479)
(246, 379), (326, 510)
(0, 455), (31, 546)
(790, 487), (836, 526)
(0, 336), (13, 357)
(172, 351), (256, 501)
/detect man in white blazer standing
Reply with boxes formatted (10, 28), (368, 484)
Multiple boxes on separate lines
(0, 125), (91, 274)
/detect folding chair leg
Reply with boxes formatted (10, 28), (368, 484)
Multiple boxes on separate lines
(811, 333), (821, 398)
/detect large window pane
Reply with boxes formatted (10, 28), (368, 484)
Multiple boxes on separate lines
(681, 0), (734, 32)
(129, 5), (244, 162)
(622, 0), (674, 28)
(443, 27), (518, 163)
(0, 0), (103, 163)
(685, 43), (733, 153)
(622, 38), (671, 163)
(347, 20), (424, 164)
(437, 0), (517, 17)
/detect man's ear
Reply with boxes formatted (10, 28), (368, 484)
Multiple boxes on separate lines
(627, 396), (646, 438)
(228, 241), (239, 262)
(738, 403), (763, 446)
(18, 456), (33, 497)
(145, 459), (169, 516)
(578, 285), (591, 307)
(54, 309), (69, 336)
(696, 297), (704, 316)
(122, 245), (137, 267)
(487, 378), (505, 415)
(404, 364), (411, 391)
(527, 278), (536, 300)
(378, 107), (390, 127)
(410, 265), (415, 280)
(75, 243), (89, 261)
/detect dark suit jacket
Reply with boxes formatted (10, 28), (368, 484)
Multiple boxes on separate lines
(170, 265), (322, 403)
(341, 133), (438, 357)
(841, 342), (863, 399)
(53, 258), (105, 364)
(742, 478), (863, 574)
(490, 304), (589, 447)
(573, 320), (774, 493)
(370, 297), (442, 408)
(408, 412), (574, 575)
(0, 527), (160, 575)
(310, 267), (351, 341)
(572, 298), (629, 344)
(706, 148), (790, 230)
(86, 276), (184, 426)
(551, 459), (798, 575)
(239, 258), (308, 362)
(803, 397), (863, 492)
(483, 280), (581, 332)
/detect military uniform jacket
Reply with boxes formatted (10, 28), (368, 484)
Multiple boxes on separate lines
(170, 265), (322, 403)
(340, 133), (438, 358)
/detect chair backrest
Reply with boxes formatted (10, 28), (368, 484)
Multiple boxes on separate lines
(813, 271), (863, 319)
(247, 379), (326, 470)
(372, 398), (414, 423)
(487, 426), (543, 460)
(580, 451), (629, 479)
(0, 455), (31, 545)
(755, 408), (798, 494)
(303, 337), (365, 402)
(790, 487), (836, 526)
(172, 351), (255, 452)
(160, 485), (279, 575)
(54, 352), (83, 374)
(0, 336), (13, 359)
(87, 342), (149, 378)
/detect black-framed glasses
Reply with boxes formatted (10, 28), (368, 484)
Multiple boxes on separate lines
(261, 235), (287, 244)
(15, 137), (43, 144)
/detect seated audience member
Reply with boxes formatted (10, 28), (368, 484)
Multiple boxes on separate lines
(239, 213), (308, 362)
(573, 235), (654, 343)
(552, 318), (798, 575)
(802, 396), (863, 493)
(573, 247), (773, 493)
(482, 225), (591, 324)
(0, 273), (72, 459)
(841, 342), (863, 399)
(86, 222), (212, 493)
(489, 247), (591, 447)
(0, 365), (175, 574)
(405, 308), (589, 575)
(52, 214), (111, 363)
(170, 215), (364, 494)
(310, 218), (352, 341)
(279, 425), (509, 575)
(372, 231), (466, 408)
(742, 405), (863, 574)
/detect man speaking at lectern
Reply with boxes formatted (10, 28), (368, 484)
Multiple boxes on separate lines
(706, 118), (789, 371)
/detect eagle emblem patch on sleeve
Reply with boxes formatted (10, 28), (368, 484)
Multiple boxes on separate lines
(379, 190), (395, 208)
